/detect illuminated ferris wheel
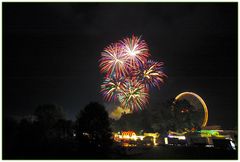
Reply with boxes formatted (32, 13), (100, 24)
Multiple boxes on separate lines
(174, 92), (208, 128)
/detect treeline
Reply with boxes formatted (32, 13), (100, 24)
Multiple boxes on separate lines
(111, 98), (202, 135)
(3, 102), (113, 159)
(3, 99), (202, 159)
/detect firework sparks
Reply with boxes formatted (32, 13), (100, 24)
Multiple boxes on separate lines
(136, 60), (166, 89)
(119, 79), (149, 111)
(120, 35), (150, 68)
(99, 43), (129, 78)
(99, 35), (166, 112)
(100, 77), (123, 102)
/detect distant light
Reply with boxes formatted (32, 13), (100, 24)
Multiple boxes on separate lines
(164, 137), (168, 145)
(230, 141), (236, 150)
(168, 135), (186, 140)
(132, 135), (137, 141)
(153, 137), (157, 146)
(205, 145), (214, 148)
(83, 132), (88, 136)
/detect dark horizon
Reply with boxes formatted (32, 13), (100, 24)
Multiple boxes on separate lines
(3, 3), (237, 129)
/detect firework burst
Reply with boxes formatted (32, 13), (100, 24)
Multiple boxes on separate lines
(119, 79), (149, 111)
(99, 35), (167, 112)
(135, 60), (166, 89)
(100, 77), (124, 102)
(99, 43), (129, 78)
(120, 35), (150, 68)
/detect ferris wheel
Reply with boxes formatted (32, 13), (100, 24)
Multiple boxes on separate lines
(174, 92), (208, 128)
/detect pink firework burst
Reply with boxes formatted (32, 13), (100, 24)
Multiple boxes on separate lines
(120, 35), (150, 69)
(99, 43), (129, 79)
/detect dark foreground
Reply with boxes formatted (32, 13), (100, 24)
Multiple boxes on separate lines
(4, 145), (237, 160)
(120, 146), (237, 160)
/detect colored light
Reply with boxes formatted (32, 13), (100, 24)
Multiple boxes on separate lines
(164, 137), (168, 144)
(168, 135), (186, 140)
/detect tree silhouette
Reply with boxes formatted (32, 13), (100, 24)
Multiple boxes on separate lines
(171, 99), (200, 132)
(76, 102), (112, 155)
(54, 119), (73, 139)
(110, 99), (176, 134)
(34, 104), (65, 125)
(3, 117), (19, 158)
(34, 104), (66, 139)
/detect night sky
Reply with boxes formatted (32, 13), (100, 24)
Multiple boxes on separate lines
(3, 3), (237, 129)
